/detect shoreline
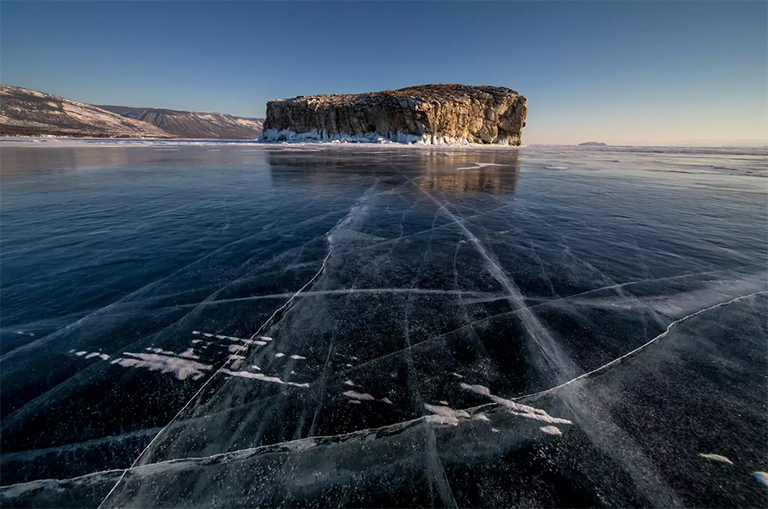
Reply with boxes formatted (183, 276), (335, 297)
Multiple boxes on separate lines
(2, 137), (767, 155)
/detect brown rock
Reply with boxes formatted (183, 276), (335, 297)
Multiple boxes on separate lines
(261, 84), (527, 145)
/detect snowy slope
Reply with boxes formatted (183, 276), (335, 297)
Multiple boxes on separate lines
(0, 86), (173, 138)
(98, 105), (263, 140)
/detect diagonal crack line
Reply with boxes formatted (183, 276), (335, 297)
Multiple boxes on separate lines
(37, 288), (765, 505)
(96, 242), (333, 508)
(518, 290), (768, 403)
(0, 233), (330, 431)
(95, 188), (371, 508)
(12, 291), (764, 498)
(2, 408), (493, 496)
(401, 203), (458, 509)
(0, 203), (341, 363)
(461, 263), (765, 307)
(386, 160), (580, 384)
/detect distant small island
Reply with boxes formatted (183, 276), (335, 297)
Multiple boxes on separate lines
(578, 142), (607, 146)
(261, 84), (528, 145)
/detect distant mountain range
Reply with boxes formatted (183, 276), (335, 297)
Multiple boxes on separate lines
(0, 85), (172, 138)
(97, 105), (263, 140)
(0, 85), (263, 139)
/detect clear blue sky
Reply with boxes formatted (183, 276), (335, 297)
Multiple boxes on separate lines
(2, 1), (766, 145)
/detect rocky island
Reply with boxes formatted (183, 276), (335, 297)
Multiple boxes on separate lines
(261, 84), (527, 145)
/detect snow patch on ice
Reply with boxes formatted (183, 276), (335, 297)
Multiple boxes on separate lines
(424, 403), (470, 426)
(193, 331), (263, 345)
(178, 348), (199, 359)
(343, 390), (376, 402)
(85, 352), (110, 360)
(699, 453), (734, 465)
(73, 350), (109, 360)
(146, 347), (199, 360)
(111, 352), (212, 380)
(221, 369), (309, 388)
(540, 425), (562, 436)
(460, 383), (572, 425)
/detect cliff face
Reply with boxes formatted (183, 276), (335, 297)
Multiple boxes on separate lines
(98, 105), (263, 140)
(0, 86), (173, 138)
(261, 84), (527, 145)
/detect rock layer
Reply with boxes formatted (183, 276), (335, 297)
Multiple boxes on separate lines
(261, 84), (527, 145)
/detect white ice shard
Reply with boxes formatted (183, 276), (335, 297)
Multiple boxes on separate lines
(424, 403), (470, 426)
(699, 453), (733, 465)
(460, 383), (572, 425)
(540, 425), (562, 436)
(342, 390), (376, 402)
(221, 370), (309, 388)
(110, 352), (212, 381)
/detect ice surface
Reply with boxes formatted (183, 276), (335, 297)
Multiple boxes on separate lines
(1, 142), (766, 507)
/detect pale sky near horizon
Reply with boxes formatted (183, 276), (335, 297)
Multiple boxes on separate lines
(2, 1), (766, 145)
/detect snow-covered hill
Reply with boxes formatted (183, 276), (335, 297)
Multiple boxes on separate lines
(98, 105), (263, 140)
(0, 86), (173, 138)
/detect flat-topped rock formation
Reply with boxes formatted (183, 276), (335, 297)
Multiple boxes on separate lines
(261, 84), (527, 145)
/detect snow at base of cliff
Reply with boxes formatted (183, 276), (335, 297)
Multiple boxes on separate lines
(259, 128), (522, 146)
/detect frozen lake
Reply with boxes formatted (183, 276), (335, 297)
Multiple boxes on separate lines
(1, 140), (767, 507)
